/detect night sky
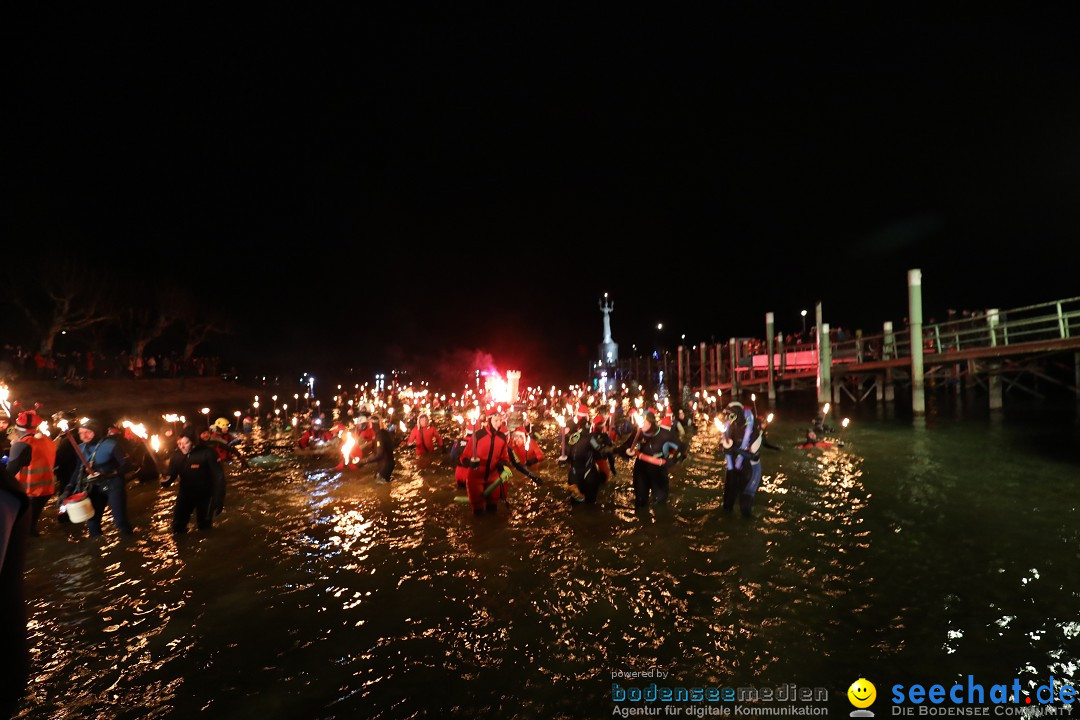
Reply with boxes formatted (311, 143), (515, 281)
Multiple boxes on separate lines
(7, 6), (1080, 385)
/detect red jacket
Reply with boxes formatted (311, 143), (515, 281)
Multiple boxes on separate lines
(406, 425), (442, 456)
(510, 428), (544, 465)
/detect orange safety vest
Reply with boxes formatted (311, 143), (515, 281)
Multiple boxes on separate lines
(16, 435), (57, 497)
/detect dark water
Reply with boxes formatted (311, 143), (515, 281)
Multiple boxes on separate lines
(15, 400), (1080, 719)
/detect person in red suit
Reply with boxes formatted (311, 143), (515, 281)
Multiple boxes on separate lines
(405, 413), (442, 456)
(459, 404), (540, 515)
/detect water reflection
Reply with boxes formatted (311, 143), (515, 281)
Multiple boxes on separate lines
(14, 409), (1080, 717)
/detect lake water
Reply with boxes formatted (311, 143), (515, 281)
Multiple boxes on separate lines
(14, 398), (1080, 718)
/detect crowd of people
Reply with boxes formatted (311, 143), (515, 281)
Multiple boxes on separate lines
(0, 373), (850, 715)
(0, 345), (228, 383)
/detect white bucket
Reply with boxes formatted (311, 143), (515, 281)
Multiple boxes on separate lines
(64, 493), (95, 524)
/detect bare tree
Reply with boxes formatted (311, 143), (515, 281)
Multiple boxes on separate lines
(160, 286), (232, 361)
(181, 315), (230, 361)
(14, 261), (115, 354)
(117, 282), (176, 358)
(122, 307), (175, 359)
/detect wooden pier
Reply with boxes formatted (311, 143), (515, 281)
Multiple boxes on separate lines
(603, 270), (1080, 414)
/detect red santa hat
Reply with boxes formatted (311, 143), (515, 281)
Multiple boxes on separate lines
(15, 410), (42, 432)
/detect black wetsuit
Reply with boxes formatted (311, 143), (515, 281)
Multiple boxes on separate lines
(164, 444), (225, 532)
(631, 428), (683, 508)
(367, 428), (396, 482)
(566, 425), (614, 503)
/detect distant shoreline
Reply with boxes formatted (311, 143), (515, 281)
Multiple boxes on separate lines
(7, 378), (261, 420)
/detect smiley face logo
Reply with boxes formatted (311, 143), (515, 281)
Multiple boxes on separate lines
(848, 678), (876, 708)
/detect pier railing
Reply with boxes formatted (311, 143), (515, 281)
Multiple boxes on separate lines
(604, 296), (1080, 394)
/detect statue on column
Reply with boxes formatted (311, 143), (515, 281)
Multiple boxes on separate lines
(598, 294), (619, 365)
(600, 296), (614, 344)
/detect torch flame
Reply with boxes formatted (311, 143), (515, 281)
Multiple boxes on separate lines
(342, 432), (356, 464)
(842, 418), (850, 428)
(151, 435), (161, 453)
(489, 375), (510, 403)
(121, 420), (148, 439)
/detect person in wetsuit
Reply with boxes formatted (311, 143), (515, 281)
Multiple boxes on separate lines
(62, 418), (133, 537)
(358, 416), (396, 483)
(162, 427), (225, 533)
(565, 413), (615, 503)
(628, 410), (683, 508)
(721, 401), (763, 517)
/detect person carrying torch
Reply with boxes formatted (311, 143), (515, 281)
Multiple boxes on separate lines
(458, 404), (540, 515)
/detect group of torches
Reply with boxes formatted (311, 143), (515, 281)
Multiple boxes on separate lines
(0, 372), (853, 467)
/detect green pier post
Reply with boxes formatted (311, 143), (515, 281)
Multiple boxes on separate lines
(908, 269), (925, 415)
(766, 312), (776, 402)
